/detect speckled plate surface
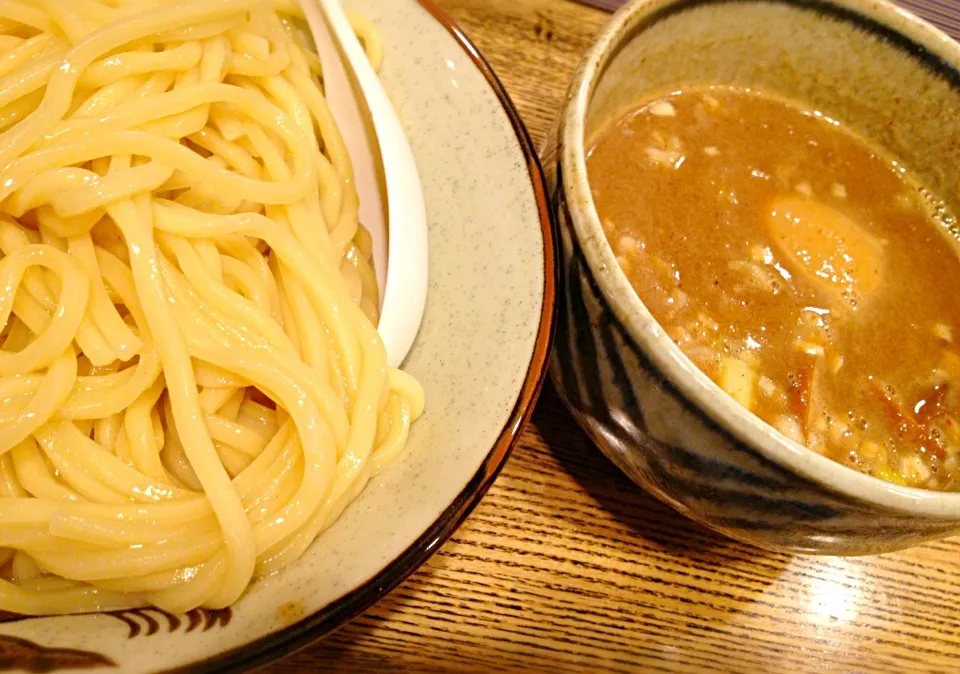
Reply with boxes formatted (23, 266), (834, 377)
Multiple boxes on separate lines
(0, 1), (556, 671)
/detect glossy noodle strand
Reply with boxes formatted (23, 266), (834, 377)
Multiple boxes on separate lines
(0, 0), (424, 615)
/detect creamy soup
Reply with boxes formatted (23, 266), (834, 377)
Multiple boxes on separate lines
(587, 85), (960, 490)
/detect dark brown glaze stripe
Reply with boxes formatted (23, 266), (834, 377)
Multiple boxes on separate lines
(167, 1), (560, 672)
(575, 0), (960, 39)
(0, 608), (232, 641)
(0, 636), (115, 673)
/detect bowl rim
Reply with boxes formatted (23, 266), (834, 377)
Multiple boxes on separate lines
(161, 1), (559, 671)
(559, 0), (960, 516)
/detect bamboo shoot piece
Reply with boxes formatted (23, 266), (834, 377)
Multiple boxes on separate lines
(720, 357), (756, 410)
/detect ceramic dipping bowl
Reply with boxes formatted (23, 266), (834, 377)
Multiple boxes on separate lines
(543, 0), (960, 555)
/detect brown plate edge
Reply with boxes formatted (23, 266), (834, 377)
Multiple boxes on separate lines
(164, 2), (559, 672)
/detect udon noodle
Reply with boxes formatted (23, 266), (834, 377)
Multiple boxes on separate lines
(0, 0), (424, 615)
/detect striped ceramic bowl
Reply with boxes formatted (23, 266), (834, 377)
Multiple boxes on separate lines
(543, 0), (960, 555)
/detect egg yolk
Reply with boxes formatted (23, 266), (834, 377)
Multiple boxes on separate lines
(767, 196), (884, 311)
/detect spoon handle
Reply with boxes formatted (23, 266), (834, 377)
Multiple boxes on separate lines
(305, 0), (429, 368)
(302, 0), (387, 296)
(302, 0), (387, 297)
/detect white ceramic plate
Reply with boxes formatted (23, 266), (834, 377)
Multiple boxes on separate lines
(0, 1), (556, 671)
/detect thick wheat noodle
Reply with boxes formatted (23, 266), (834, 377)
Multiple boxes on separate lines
(0, 0), (424, 615)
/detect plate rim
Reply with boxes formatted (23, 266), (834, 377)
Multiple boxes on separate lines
(165, 2), (558, 671)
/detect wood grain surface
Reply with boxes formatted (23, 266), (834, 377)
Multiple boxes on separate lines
(266, 1), (960, 671)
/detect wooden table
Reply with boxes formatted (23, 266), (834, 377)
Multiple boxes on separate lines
(269, 1), (960, 671)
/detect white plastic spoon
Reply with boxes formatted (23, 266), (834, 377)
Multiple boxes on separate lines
(299, 0), (428, 368)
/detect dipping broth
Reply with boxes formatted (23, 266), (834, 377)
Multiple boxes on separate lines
(587, 86), (960, 490)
